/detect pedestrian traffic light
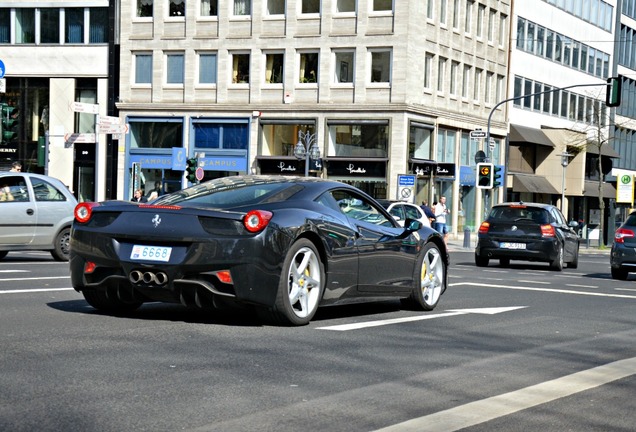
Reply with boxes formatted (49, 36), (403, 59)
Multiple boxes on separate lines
(185, 157), (198, 183)
(0, 102), (18, 143)
(606, 76), (622, 107)
(476, 162), (493, 189)
(493, 165), (504, 188)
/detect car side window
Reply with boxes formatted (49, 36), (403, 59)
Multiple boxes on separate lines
(0, 176), (29, 202)
(551, 208), (566, 225)
(389, 205), (405, 221)
(330, 189), (392, 226)
(31, 177), (67, 202)
(404, 205), (422, 220)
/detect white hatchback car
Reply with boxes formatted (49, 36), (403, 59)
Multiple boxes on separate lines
(377, 200), (432, 228)
(0, 172), (78, 261)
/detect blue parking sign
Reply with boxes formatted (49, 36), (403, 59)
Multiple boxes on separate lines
(0, 59), (5, 78)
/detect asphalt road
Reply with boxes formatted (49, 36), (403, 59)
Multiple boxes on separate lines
(1, 248), (635, 432)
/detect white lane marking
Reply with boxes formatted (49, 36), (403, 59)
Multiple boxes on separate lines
(566, 284), (599, 289)
(615, 288), (636, 292)
(0, 261), (66, 266)
(517, 280), (551, 284)
(0, 270), (29, 273)
(374, 357), (636, 432)
(451, 282), (636, 299)
(0, 276), (69, 282)
(0, 288), (75, 294)
(317, 307), (527, 331)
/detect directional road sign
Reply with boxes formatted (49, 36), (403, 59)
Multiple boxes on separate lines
(98, 123), (130, 134)
(69, 101), (100, 114)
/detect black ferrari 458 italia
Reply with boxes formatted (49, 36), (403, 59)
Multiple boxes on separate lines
(70, 175), (448, 325)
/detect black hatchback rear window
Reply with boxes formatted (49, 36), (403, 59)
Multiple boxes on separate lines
(490, 207), (549, 224)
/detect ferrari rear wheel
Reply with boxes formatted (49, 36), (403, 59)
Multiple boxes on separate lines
(402, 242), (445, 311)
(82, 288), (142, 314)
(271, 239), (324, 326)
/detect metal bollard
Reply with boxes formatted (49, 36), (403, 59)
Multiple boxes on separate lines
(463, 227), (471, 248)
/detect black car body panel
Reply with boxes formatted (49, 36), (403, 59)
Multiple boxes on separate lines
(610, 211), (636, 279)
(70, 176), (448, 318)
(475, 202), (579, 268)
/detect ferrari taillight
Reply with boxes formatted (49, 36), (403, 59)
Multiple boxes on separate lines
(74, 202), (100, 223)
(540, 224), (556, 237)
(478, 221), (490, 234)
(615, 227), (635, 243)
(243, 210), (273, 233)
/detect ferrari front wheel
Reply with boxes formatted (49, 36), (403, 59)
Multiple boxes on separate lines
(272, 239), (324, 326)
(402, 242), (446, 311)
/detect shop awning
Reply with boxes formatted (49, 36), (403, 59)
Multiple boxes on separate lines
(583, 180), (616, 198)
(512, 173), (560, 194)
(509, 125), (555, 148)
(585, 142), (621, 158)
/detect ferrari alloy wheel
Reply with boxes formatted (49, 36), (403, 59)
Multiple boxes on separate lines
(273, 239), (324, 326)
(403, 242), (446, 311)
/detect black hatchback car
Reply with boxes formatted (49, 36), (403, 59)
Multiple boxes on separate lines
(475, 202), (579, 270)
(610, 211), (636, 279)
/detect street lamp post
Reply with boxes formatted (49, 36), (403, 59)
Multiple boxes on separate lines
(560, 151), (572, 213)
(294, 130), (320, 177)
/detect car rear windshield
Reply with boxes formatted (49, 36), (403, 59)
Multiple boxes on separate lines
(155, 180), (304, 209)
(490, 206), (549, 224)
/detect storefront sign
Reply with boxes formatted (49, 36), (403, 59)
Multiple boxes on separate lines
(435, 163), (456, 178)
(459, 166), (476, 186)
(131, 154), (246, 172)
(326, 159), (386, 177)
(0, 143), (18, 154)
(259, 158), (301, 174)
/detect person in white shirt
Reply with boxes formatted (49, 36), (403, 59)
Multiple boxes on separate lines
(434, 196), (450, 244)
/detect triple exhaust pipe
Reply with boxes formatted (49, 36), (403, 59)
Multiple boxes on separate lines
(129, 270), (169, 286)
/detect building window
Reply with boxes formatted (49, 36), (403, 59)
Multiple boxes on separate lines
(199, 53), (217, 84)
(299, 52), (319, 83)
(437, 57), (446, 92)
(265, 53), (284, 84)
(169, 0), (185, 17)
(200, 0), (218, 16)
(302, 0), (320, 14)
(334, 51), (354, 83)
(167, 53), (184, 84)
(462, 65), (471, 98)
(485, 71), (493, 104)
(135, 54), (153, 84)
(336, 0), (356, 13)
(41, 9), (60, 43)
(267, 0), (285, 15)
(137, 0), (153, 17)
(426, 0), (434, 19)
(465, 0), (473, 34)
(452, 0), (460, 29)
(476, 4), (485, 38)
(0, 9), (9, 43)
(373, 0), (393, 12)
(498, 14), (506, 47)
(261, 122), (316, 156)
(129, 120), (183, 149)
(409, 123), (432, 159)
(437, 128), (456, 163)
(16, 8), (35, 44)
(65, 8), (84, 43)
(424, 53), (434, 89)
(89, 8), (108, 43)
(370, 50), (391, 83)
(450, 61), (459, 96)
(487, 9), (495, 42)
(440, 0), (447, 25)
(194, 122), (249, 150)
(232, 53), (250, 83)
(473, 68), (482, 101)
(328, 122), (388, 158)
(233, 0), (251, 16)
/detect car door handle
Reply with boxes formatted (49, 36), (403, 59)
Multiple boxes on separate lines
(26, 209), (34, 215)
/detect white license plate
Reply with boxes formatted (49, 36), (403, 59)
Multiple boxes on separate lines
(130, 245), (172, 262)
(500, 242), (526, 250)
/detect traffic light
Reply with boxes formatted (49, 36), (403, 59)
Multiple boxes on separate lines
(606, 76), (622, 107)
(477, 162), (493, 189)
(0, 102), (18, 143)
(493, 165), (504, 188)
(185, 157), (198, 183)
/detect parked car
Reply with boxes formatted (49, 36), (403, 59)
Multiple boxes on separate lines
(610, 211), (636, 279)
(0, 172), (77, 261)
(377, 199), (432, 228)
(475, 202), (579, 270)
(70, 175), (449, 325)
